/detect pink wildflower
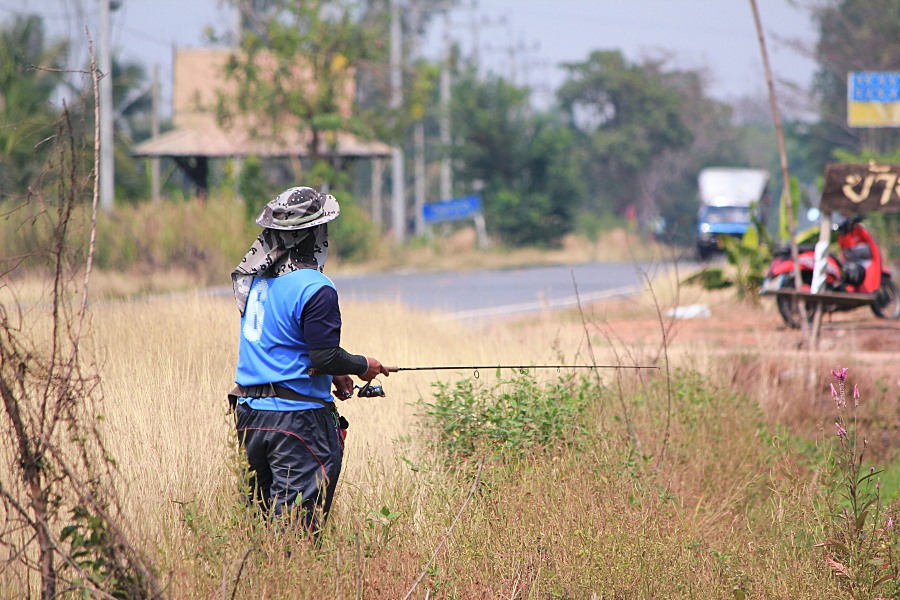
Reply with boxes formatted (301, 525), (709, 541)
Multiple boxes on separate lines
(888, 517), (894, 528)
(831, 367), (848, 382)
(853, 384), (859, 407)
(831, 383), (838, 399)
(835, 422), (847, 437)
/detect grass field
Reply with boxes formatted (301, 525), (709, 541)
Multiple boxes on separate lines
(3, 258), (900, 597)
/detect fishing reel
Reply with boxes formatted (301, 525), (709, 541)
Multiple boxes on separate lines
(355, 380), (385, 398)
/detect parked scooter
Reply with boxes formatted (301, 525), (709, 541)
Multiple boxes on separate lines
(761, 214), (900, 328)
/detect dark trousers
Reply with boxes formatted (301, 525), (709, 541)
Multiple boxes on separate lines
(235, 404), (343, 533)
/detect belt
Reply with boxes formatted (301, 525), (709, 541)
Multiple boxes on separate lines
(228, 383), (332, 408)
(228, 384), (348, 431)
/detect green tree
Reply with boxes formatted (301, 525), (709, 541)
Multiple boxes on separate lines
(640, 67), (745, 243)
(557, 51), (693, 225)
(807, 1), (900, 265)
(110, 58), (156, 202)
(810, 0), (900, 160)
(0, 15), (67, 199)
(449, 70), (584, 246)
(450, 71), (528, 191)
(217, 0), (384, 189)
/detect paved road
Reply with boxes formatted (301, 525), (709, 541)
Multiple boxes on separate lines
(331, 262), (659, 321)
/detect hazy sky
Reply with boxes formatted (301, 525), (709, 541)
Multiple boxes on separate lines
(3, 0), (819, 114)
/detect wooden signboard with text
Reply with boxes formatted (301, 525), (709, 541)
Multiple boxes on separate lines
(820, 163), (900, 213)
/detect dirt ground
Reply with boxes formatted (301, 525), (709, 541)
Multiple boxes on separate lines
(582, 291), (900, 452)
(589, 292), (900, 356)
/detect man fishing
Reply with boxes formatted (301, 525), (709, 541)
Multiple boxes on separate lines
(229, 186), (391, 535)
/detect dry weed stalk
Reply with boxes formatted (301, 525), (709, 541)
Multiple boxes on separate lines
(570, 272), (640, 452)
(570, 242), (679, 469)
(402, 458), (484, 600)
(0, 42), (160, 598)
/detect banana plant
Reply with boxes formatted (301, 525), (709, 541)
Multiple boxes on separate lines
(683, 207), (773, 304)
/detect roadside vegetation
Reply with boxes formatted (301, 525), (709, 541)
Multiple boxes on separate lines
(0, 192), (672, 299)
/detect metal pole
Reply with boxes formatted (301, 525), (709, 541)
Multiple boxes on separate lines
(439, 10), (452, 201)
(150, 64), (160, 203)
(371, 157), (384, 228)
(99, 0), (114, 211)
(410, 0), (425, 237)
(414, 121), (426, 235)
(390, 0), (406, 242)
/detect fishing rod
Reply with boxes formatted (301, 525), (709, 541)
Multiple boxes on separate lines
(353, 363), (658, 398)
(392, 364), (656, 373)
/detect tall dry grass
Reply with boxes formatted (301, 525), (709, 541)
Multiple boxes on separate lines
(6, 273), (897, 597)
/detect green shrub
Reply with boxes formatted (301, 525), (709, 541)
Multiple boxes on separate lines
(417, 371), (596, 463)
(237, 156), (270, 222)
(573, 210), (626, 243)
(329, 195), (379, 262)
(1, 186), (383, 283)
(485, 188), (570, 247)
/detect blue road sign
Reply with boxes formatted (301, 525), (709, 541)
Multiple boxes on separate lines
(422, 195), (483, 224)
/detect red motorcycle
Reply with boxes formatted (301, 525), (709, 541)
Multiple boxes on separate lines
(761, 214), (900, 328)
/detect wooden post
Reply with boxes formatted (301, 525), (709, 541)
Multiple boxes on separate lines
(748, 0), (812, 344)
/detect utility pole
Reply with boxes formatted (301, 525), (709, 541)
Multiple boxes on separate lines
(501, 25), (540, 87)
(390, 0), (406, 242)
(411, 0), (425, 237)
(98, 0), (115, 211)
(468, 0), (480, 74)
(748, 0), (811, 345)
(150, 64), (160, 203)
(439, 9), (452, 201)
(371, 158), (384, 228)
(467, 2), (505, 75)
(413, 119), (426, 236)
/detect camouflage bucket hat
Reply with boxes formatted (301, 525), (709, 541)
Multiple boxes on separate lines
(255, 186), (340, 230)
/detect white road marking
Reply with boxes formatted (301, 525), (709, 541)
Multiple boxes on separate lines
(440, 284), (642, 321)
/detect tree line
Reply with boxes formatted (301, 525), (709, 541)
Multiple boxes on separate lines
(1, 0), (898, 249)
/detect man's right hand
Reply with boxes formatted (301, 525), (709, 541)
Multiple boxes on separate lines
(360, 357), (394, 381)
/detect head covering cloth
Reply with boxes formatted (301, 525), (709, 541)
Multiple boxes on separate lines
(231, 187), (340, 315)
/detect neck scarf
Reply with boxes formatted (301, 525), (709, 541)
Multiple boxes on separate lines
(231, 224), (329, 315)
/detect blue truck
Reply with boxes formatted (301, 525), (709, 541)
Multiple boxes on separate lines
(695, 167), (770, 260)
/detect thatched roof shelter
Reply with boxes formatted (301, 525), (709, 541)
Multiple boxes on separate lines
(132, 48), (392, 196)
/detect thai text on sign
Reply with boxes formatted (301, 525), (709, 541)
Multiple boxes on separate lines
(820, 163), (900, 213)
